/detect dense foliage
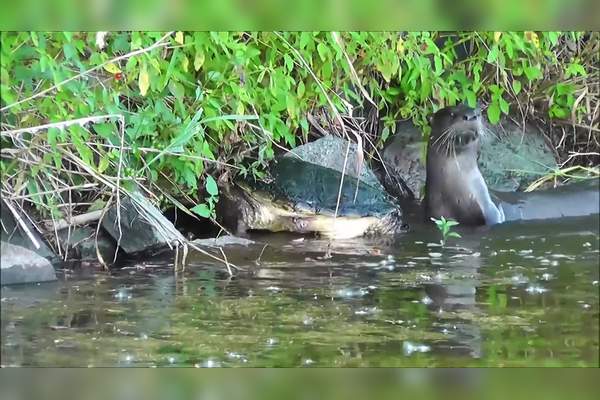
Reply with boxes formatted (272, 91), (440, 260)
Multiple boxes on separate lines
(1, 31), (597, 220)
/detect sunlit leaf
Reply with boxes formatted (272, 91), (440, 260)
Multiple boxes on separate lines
(138, 65), (150, 96)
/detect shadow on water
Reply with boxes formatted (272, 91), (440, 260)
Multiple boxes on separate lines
(1, 215), (598, 366)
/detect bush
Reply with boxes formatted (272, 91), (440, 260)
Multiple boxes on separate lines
(1, 31), (597, 222)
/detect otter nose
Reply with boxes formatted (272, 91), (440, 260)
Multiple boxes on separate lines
(463, 107), (481, 121)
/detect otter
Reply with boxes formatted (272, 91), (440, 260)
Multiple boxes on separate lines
(424, 104), (505, 226)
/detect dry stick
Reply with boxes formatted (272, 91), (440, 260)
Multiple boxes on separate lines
(186, 241), (240, 274)
(2, 199), (41, 249)
(44, 210), (103, 231)
(219, 247), (233, 276)
(5, 183), (98, 201)
(112, 115), (126, 263)
(0, 114), (123, 137)
(331, 32), (377, 109)
(1, 32), (174, 112)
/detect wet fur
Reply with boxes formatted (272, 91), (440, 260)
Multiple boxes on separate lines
(424, 105), (504, 226)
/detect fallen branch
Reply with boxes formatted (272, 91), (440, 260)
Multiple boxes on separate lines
(43, 210), (103, 231)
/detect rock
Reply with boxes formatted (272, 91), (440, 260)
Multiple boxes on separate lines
(478, 120), (557, 191)
(286, 135), (384, 190)
(192, 235), (255, 248)
(1, 199), (58, 262)
(381, 117), (558, 199)
(381, 120), (425, 199)
(1, 241), (57, 285)
(102, 190), (186, 255)
(57, 226), (118, 262)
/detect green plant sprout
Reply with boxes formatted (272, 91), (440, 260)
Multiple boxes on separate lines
(431, 216), (461, 246)
(191, 175), (219, 219)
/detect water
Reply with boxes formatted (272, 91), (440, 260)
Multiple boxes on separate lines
(2, 216), (598, 367)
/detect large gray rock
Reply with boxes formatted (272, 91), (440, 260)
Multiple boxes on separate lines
(381, 117), (558, 199)
(478, 120), (557, 191)
(286, 135), (384, 190)
(1, 241), (57, 285)
(57, 226), (117, 262)
(102, 190), (185, 255)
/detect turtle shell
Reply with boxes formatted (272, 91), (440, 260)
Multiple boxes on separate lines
(243, 156), (398, 218)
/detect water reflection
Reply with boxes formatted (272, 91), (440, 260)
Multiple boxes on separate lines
(1, 216), (598, 366)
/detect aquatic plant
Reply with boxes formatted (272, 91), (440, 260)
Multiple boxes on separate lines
(431, 216), (461, 246)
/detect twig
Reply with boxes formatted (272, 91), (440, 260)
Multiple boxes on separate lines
(2, 199), (40, 249)
(43, 210), (103, 231)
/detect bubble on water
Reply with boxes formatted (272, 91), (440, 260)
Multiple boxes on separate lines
(511, 274), (529, 284)
(541, 273), (553, 281)
(582, 304), (591, 309)
(303, 358), (315, 366)
(583, 242), (592, 247)
(140, 333), (149, 340)
(354, 307), (378, 316)
(518, 249), (533, 255)
(403, 341), (431, 356)
(593, 281), (599, 286)
(227, 352), (248, 363)
(114, 288), (132, 301)
(336, 287), (370, 298)
(265, 286), (281, 293)
(199, 358), (220, 368)
(168, 356), (176, 364)
(526, 285), (548, 294)
(428, 252), (442, 258)
(266, 337), (278, 347)
(421, 296), (433, 305)
(551, 260), (559, 266)
(303, 316), (314, 326)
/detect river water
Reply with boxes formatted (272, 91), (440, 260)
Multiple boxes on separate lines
(1, 216), (598, 367)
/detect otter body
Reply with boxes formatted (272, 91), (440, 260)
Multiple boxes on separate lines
(424, 104), (504, 226)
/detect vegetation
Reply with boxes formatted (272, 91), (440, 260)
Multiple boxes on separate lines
(1, 31), (598, 238)
(430, 216), (461, 246)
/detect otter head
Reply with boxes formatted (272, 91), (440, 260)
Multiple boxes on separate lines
(428, 104), (482, 154)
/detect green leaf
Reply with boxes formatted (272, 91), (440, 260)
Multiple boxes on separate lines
(168, 81), (185, 100)
(512, 80), (522, 95)
(434, 55), (442, 74)
(465, 90), (477, 108)
(194, 51), (205, 71)
(317, 43), (329, 61)
(487, 102), (501, 124)
(499, 98), (510, 114)
(138, 64), (150, 96)
(205, 175), (219, 196)
(297, 80), (305, 98)
(486, 45), (499, 63)
(191, 203), (211, 218)
(524, 65), (542, 81)
(447, 232), (462, 238)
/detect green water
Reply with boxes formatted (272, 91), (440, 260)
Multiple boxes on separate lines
(2, 216), (598, 367)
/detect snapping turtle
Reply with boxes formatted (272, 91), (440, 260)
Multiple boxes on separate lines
(220, 157), (406, 239)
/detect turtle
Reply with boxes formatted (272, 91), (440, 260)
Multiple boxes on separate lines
(219, 156), (406, 239)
